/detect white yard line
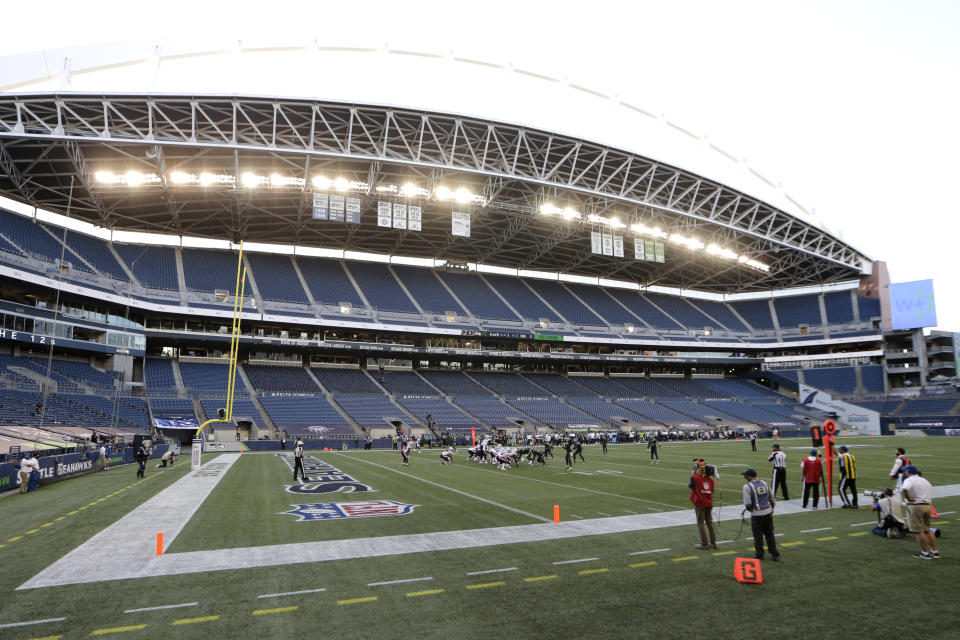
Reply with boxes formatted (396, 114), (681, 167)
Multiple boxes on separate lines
(629, 548), (671, 555)
(368, 577), (433, 587)
(339, 454), (551, 523)
(466, 567), (517, 576)
(552, 557), (598, 565)
(800, 527), (832, 533)
(850, 521), (876, 527)
(257, 588), (327, 599)
(0, 617), (66, 629)
(124, 603), (197, 613)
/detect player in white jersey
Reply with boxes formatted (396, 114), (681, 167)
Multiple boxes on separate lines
(440, 446), (455, 464)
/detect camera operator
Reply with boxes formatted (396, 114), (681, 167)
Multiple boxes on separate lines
(901, 466), (940, 560)
(870, 489), (906, 538)
(741, 468), (779, 561)
(689, 460), (718, 550)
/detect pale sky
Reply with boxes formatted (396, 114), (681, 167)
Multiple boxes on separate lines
(2, 0), (958, 330)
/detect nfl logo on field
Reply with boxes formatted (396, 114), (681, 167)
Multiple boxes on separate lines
(283, 500), (417, 521)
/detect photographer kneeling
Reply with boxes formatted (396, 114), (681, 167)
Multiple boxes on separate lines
(870, 489), (906, 538)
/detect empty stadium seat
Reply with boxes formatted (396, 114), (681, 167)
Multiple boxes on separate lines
(246, 253), (309, 304)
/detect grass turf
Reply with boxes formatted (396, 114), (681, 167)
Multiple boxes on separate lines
(0, 437), (957, 640)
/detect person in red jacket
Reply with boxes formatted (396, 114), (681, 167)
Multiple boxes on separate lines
(801, 449), (823, 509)
(689, 460), (718, 549)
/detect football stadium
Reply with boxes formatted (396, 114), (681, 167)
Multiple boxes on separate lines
(0, 41), (958, 639)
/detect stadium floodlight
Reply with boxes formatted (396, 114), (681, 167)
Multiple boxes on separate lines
(562, 207), (581, 220)
(624, 323), (635, 333)
(630, 223), (668, 238)
(95, 170), (160, 186)
(270, 174), (305, 188)
(706, 244), (738, 260)
(454, 187), (472, 203)
(200, 172), (235, 187)
(376, 184), (398, 193)
(540, 203), (562, 215)
(312, 175), (333, 190)
(608, 216), (626, 229)
(435, 185), (453, 200)
(333, 177), (350, 191)
(241, 172), (267, 188)
(169, 171), (196, 185)
(669, 234), (705, 250)
(738, 255), (771, 272)
(124, 171), (146, 186)
(402, 182), (427, 198)
(95, 171), (119, 184)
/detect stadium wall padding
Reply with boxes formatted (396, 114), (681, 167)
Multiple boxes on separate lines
(1, 444), (169, 492)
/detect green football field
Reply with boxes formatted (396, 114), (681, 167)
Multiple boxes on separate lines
(1, 437), (958, 640)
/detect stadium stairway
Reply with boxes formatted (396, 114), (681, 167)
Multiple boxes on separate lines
(170, 360), (187, 396)
(306, 367), (364, 435)
(240, 253), (266, 312)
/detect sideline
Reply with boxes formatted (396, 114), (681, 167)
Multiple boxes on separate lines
(19, 455), (960, 590)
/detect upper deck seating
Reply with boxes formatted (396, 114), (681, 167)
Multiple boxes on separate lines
(114, 244), (179, 291)
(419, 370), (491, 395)
(246, 253), (309, 304)
(468, 372), (546, 396)
(687, 299), (750, 332)
(311, 367), (381, 394)
(526, 280), (605, 326)
(346, 261), (419, 313)
(296, 257), (364, 307)
(435, 272), (519, 321)
(244, 364), (319, 393)
(391, 265), (465, 315)
(823, 291), (855, 324)
(181, 249), (243, 293)
(645, 293), (715, 329)
(729, 299), (775, 330)
(773, 295), (822, 328)
(483, 275), (563, 323)
(605, 290), (683, 330)
(563, 284), (637, 326)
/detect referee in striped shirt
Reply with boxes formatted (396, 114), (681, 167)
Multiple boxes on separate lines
(768, 443), (789, 500)
(837, 445), (858, 508)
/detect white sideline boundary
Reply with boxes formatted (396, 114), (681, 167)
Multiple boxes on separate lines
(18, 458), (960, 590)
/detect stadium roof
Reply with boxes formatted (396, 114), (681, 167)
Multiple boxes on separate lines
(0, 43), (872, 292)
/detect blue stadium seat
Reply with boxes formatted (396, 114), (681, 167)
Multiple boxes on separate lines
(563, 284), (638, 326)
(686, 299), (750, 332)
(483, 275), (562, 323)
(391, 265), (466, 315)
(645, 293), (715, 329)
(860, 365), (885, 394)
(435, 272), (519, 321)
(346, 261), (419, 313)
(296, 257), (365, 307)
(181, 249), (244, 293)
(773, 295), (822, 328)
(64, 231), (129, 281)
(522, 373), (597, 397)
(729, 299), (775, 330)
(452, 396), (530, 427)
(858, 296), (881, 321)
(246, 253), (309, 304)
(525, 280), (606, 326)
(378, 371), (438, 395)
(334, 394), (417, 429)
(311, 367), (381, 394)
(823, 291), (855, 324)
(467, 372), (546, 396)
(114, 244), (179, 290)
(419, 370), (492, 395)
(604, 291), (683, 330)
(244, 364), (319, 393)
(803, 367), (858, 395)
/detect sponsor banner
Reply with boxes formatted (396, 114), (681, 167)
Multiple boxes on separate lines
(408, 205), (422, 231)
(798, 383), (880, 434)
(1, 445), (169, 491)
(153, 417), (199, 430)
(451, 211), (470, 237)
(283, 500), (416, 521)
(311, 193), (329, 220)
(890, 416), (960, 429)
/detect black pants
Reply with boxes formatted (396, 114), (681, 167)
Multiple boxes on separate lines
(601, 442), (607, 454)
(136, 461), (146, 478)
(751, 440), (757, 451)
(802, 481), (820, 508)
(565, 450), (573, 467)
(838, 477), (857, 506)
(772, 468), (789, 500)
(650, 447), (658, 460)
(751, 513), (778, 559)
(293, 457), (305, 480)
